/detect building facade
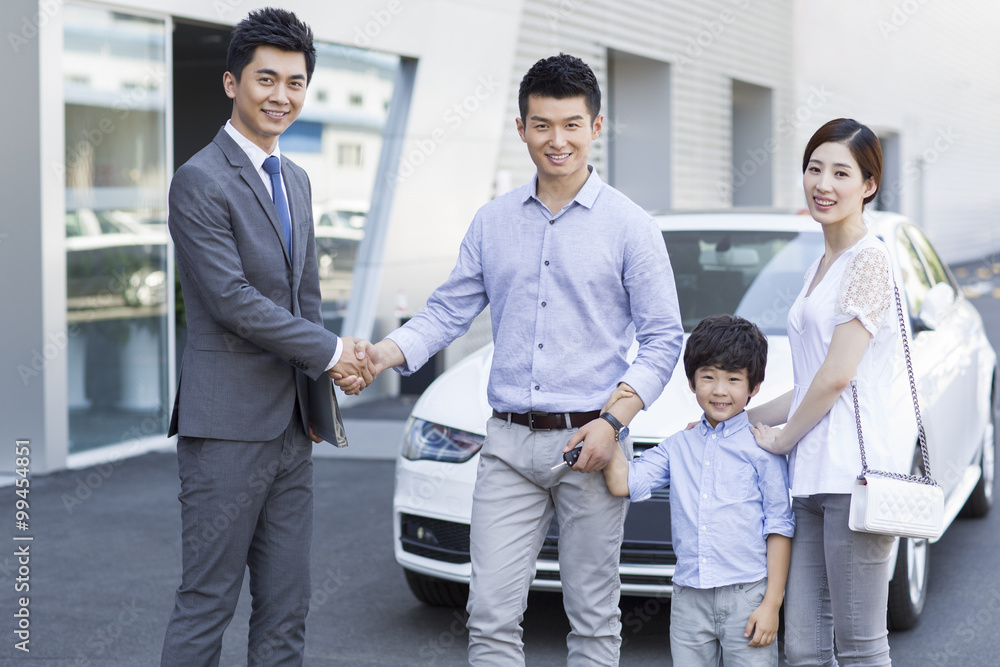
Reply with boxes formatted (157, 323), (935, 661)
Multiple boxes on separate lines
(3, 0), (998, 473)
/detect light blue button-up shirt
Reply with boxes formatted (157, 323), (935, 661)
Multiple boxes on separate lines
(628, 411), (795, 589)
(387, 167), (682, 413)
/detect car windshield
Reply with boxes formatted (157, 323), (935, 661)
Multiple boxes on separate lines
(663, 229), (825, 334)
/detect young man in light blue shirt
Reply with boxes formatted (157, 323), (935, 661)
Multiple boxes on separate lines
(604, 315), (794, 666)
(348, 54), (683, 665)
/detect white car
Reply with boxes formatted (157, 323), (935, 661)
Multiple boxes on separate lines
(392, 211), (996, 630)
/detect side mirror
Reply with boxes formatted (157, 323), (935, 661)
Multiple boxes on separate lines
(915, 282), (956, 332)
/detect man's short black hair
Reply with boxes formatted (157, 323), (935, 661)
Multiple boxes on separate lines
(518, 53), (601, 124)
(683, 315), (768, 395)
(227, 7), (316, 83)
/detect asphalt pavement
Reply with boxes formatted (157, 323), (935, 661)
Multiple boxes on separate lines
(2, 254), (1000, 666)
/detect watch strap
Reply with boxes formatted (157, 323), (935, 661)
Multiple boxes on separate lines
(599, 412), (625, 440)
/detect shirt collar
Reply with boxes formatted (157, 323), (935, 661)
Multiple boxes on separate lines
(224, 119), (281, 171)
(522, 165), (603, 210)
(699, 410), (751, 439)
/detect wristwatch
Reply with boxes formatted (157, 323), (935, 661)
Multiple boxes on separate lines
(599, 412), (630, 442)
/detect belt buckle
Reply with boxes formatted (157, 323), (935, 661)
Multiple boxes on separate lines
(527, 411), (551, 431)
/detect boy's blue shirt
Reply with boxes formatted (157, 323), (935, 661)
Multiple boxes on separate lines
(627, 410), (795, 589)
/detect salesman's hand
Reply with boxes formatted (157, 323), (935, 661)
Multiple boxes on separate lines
(328, 337), (377, 393)
(332, 339), (404, 396)
(562, 418), (617, 473)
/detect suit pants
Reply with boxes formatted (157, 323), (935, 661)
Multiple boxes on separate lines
(161, 412), (314, 667)
(466, 416), (631, 666)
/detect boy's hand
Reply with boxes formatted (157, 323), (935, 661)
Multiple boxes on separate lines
(744, 600), (780, 647)
(601, 385), (635, 413)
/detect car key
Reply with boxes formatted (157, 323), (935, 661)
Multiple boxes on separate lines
(551, 444), (583, 470)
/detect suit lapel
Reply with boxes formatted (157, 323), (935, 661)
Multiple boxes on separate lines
(213, 129), (292, 267)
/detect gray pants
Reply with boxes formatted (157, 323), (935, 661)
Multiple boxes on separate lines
(669, 578), (777, 667)
(161, 414), (314, 667)
(466, 417), (630, 666)
(783, 494), (894, 667)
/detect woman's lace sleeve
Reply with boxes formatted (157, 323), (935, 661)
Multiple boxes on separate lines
(837, 246), (892, 334)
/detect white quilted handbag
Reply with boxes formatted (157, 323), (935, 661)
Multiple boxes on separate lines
(847, 285), (945, 541)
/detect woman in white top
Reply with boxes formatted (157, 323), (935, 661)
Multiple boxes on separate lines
(750, 118), (898, 666)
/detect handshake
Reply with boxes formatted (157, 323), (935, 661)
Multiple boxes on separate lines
(327, 337), (403, 395)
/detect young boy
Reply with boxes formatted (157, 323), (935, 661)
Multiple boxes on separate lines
(604, 314), (794, 666)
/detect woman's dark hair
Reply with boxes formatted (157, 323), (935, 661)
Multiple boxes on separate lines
(227, 7), (316, 83)
(683, 314), (768, 396)
(802, 118), (882, 206)
(518, 53), (601, 125)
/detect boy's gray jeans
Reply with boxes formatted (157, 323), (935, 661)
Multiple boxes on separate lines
(465, 416), (631, 666)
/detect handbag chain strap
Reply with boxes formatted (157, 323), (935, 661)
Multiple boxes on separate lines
(852, 283), (938, 486)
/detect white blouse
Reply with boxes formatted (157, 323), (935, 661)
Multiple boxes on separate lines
(786, 232), (907, 496)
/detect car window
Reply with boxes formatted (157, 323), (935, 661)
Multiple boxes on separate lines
(895, 227), (933, 316)
(663, 230), (824, 334)
(903, 225), (956, 295)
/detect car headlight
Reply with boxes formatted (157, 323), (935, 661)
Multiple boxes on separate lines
(401, 418), (485, 463)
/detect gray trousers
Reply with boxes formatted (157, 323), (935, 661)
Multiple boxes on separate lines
(466, 417), (631, 666)
(161, 413), (314, 667)
(669, 578), (776, 667)
(783, 494), (894, 667)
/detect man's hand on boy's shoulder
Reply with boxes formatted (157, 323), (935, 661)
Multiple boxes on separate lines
(744, 598), (781, 647)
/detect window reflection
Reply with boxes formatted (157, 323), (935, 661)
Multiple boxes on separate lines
(64, 4), (169, 452)
(282, 44), (399, 333)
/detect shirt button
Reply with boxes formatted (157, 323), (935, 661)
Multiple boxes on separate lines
(702, 558), (707, 564)
(549, 220), (555, 225)
(701, 525), (707, 531)
(702, 493), (708, 499)
(541, 302), (547, 307)
(538, 343), (543, 349)
(544, 260), (550, 266)
(704, 461), (710, 466)
(711, 434), (717, 439)
(534, 385), (540, 390)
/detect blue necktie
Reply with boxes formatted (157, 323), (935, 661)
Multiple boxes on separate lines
(262, 155), (292, 254)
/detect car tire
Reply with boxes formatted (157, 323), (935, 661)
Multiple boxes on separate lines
(960, 384), (995, 518)
(887, 447), (930, 631)
(403, 569), (469, 608)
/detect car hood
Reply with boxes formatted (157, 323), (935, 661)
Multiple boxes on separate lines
(407, 335), (795, 442)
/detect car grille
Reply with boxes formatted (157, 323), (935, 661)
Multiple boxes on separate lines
(400, 514), (471, 564)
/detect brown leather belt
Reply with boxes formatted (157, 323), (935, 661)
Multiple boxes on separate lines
(492, 409), (600, 431)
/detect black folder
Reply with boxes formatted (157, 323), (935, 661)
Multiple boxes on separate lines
(308, 374), (348, 448)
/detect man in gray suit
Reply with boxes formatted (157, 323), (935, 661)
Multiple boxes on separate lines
(161, 8), (374, 666)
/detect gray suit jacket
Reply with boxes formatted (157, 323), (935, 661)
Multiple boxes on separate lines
(168, 127), (338, 442)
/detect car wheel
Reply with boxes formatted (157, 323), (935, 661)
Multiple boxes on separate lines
(403, 569), (469, 607)
(960, 384), (996, 518)
(887, 447), (930, 631)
